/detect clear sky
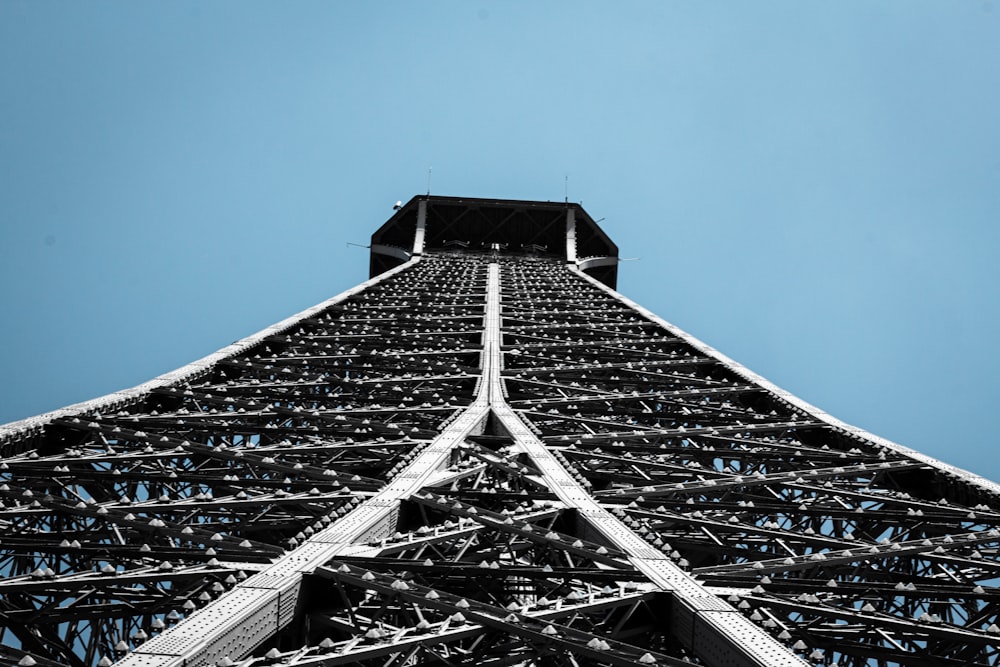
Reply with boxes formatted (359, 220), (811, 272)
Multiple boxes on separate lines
(1, 2), (998, 481)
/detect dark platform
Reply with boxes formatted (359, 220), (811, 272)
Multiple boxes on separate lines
(369, 195), (619, 288)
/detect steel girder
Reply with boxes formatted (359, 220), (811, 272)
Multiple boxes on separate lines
(0, 250), (998, 667)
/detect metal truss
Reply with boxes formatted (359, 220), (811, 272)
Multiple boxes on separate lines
(499, 258), (1000, 666)
(3, 232), (1000, 667)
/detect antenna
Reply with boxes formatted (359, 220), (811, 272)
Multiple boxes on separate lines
(564, 174), (569, 204)
(427, 167), (432, 196)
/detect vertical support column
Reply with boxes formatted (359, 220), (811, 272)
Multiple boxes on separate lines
(565, 207), (577, 264)
(413, 200), (427, 256)
(482, 262), (502, 404)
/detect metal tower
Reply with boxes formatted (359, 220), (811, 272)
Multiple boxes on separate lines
(2, 196), (999, 667)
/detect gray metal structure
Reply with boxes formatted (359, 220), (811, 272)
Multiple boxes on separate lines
(2, 195), (999, 667)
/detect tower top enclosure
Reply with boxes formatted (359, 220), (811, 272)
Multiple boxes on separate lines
(369, 195), (619, 288)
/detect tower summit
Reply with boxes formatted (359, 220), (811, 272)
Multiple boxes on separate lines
(2, 197), (999, 667)
(370, 195), (619, 287)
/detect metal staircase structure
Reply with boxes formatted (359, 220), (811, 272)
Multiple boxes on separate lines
(2, 196), (1000, 667)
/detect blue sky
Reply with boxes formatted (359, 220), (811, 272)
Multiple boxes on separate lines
(1, 2), (998, 480)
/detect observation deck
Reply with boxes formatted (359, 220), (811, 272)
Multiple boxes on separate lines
(369, 195), (619, 288)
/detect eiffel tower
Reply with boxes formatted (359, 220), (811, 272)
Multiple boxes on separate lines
(2, 195), (999, 667)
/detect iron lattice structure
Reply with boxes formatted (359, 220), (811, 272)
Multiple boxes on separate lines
(2, 196), (1000, 667)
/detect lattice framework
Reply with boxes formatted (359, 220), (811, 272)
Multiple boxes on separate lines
(2, 197), (999, 667)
